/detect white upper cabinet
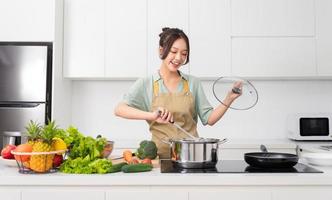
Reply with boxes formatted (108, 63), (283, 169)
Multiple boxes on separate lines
(231, 0), (315, 36)
(62, 0), (331, 79)
(0, 0), (55, 41)
(232, 38), (316, 77)
(105, 0), (147, 78)
(63, 0), (105, 78)
(316, 0), (332, 76)
(147, 0), (189, 75)
(189, 0), (231, 78)
(230, 0), (317, 78)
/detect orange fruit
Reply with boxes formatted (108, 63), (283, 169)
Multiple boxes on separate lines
(13, 144), (33, 162)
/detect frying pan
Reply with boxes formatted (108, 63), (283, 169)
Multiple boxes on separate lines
(244, 145), (299, 168)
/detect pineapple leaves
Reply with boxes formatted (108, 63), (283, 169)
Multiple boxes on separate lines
(25, 120), (42, 140)
(25, 120), (62, 144)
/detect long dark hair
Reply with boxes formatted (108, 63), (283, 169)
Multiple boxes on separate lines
(159, 27), (190, 64)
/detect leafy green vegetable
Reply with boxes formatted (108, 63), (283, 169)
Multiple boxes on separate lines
(88, 159), (113, 174)
(58, 126), (111, 174)
(59, 156), (113, 174)
(66, 126), (106, 160)
(60, 156), (94, 174)
(136, 140), (158, 159)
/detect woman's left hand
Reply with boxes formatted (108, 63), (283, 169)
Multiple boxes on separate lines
(224, 81), (242, 105)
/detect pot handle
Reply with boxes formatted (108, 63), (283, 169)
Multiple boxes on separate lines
(260, 144), (268, 152)
(218, 138), (228, 145)
(215, 138), (227, 150)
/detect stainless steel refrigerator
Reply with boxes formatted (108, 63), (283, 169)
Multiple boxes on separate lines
(0, 42), (52, 149)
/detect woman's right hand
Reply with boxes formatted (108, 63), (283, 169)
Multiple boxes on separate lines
(151, 107), (173, 124)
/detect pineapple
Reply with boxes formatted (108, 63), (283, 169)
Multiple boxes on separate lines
(26, 121), (59, 173)
(25, 120), (42, 146)
(29, 139), (54, 172)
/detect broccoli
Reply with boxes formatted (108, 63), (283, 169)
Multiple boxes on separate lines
(136, 140), (158, 159)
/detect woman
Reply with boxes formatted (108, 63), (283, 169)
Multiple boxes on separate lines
(114, 27), (241, 158)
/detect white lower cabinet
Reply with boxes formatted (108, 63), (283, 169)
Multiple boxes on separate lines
(272, 188), (332, 200)
(4, 186), (332, 200)
(106, 189), (187, 200)
(21, 190), (105, 200)
(189, 187), (332, 200)
(0, 189), (20, 200)
(189, 189), (271, 200)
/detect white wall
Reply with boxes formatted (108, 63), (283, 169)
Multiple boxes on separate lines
(70, 79), (332, 145)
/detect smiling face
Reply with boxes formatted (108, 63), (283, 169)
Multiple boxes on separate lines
(160, 38), (188, 72)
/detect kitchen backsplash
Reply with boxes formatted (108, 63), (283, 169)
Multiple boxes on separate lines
(70, 80), (332, 142)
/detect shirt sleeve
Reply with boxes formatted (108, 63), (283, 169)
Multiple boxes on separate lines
(122, 78), (150, 112)
(194, 78), (213, 125)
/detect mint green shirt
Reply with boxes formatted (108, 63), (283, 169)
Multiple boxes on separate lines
(122, 71), (213, 125)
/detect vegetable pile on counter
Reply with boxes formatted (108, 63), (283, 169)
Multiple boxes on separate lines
(111, 140), (158, 173)
(3, 120), (158, 174)
(60, 130), (157, 174)
(59, 126), (113, 174)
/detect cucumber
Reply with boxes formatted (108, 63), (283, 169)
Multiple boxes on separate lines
(121, 163), (153, 173)
(108, 162), (127, 173)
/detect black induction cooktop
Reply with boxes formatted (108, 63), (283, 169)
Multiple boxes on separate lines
(160, 160), (323, 173)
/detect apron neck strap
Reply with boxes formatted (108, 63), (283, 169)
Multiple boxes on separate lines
(153, 80), (160, 96)
(153, 79), (189, 96)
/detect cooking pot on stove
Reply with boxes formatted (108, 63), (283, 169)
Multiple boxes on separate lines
(163, 138), (227, 169)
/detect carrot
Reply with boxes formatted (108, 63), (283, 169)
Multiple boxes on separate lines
(129, 158), (139, 165)
(123, 150), (133, 163)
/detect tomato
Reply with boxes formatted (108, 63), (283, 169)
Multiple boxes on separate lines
(141, 158), (152, 165)
(1, 144), (16, 159)
(13, 144), (33, 162)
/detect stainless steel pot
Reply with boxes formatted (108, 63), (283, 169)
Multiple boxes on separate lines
(164, 138), (227, 168)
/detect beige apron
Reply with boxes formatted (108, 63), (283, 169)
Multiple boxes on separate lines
(148, 78), (198, 159)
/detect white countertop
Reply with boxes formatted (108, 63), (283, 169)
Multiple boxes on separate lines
(2, 139), (332, 187)
(1, 158), (332, 187)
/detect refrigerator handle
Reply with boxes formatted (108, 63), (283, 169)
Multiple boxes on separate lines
(0, 102), (42, 108)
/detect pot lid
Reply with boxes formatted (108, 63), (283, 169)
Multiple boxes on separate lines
(212, 76), (258, 110)
(171, 138), (220, 143)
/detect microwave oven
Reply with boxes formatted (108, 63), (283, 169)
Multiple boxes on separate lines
(287, 113), (332, 141)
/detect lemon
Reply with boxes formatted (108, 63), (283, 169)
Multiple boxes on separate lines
(52, 138), (67, 154)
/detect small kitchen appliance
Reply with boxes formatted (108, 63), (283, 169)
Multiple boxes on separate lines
(287, 113), (332, 141)
(2, 131), (27, 147)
